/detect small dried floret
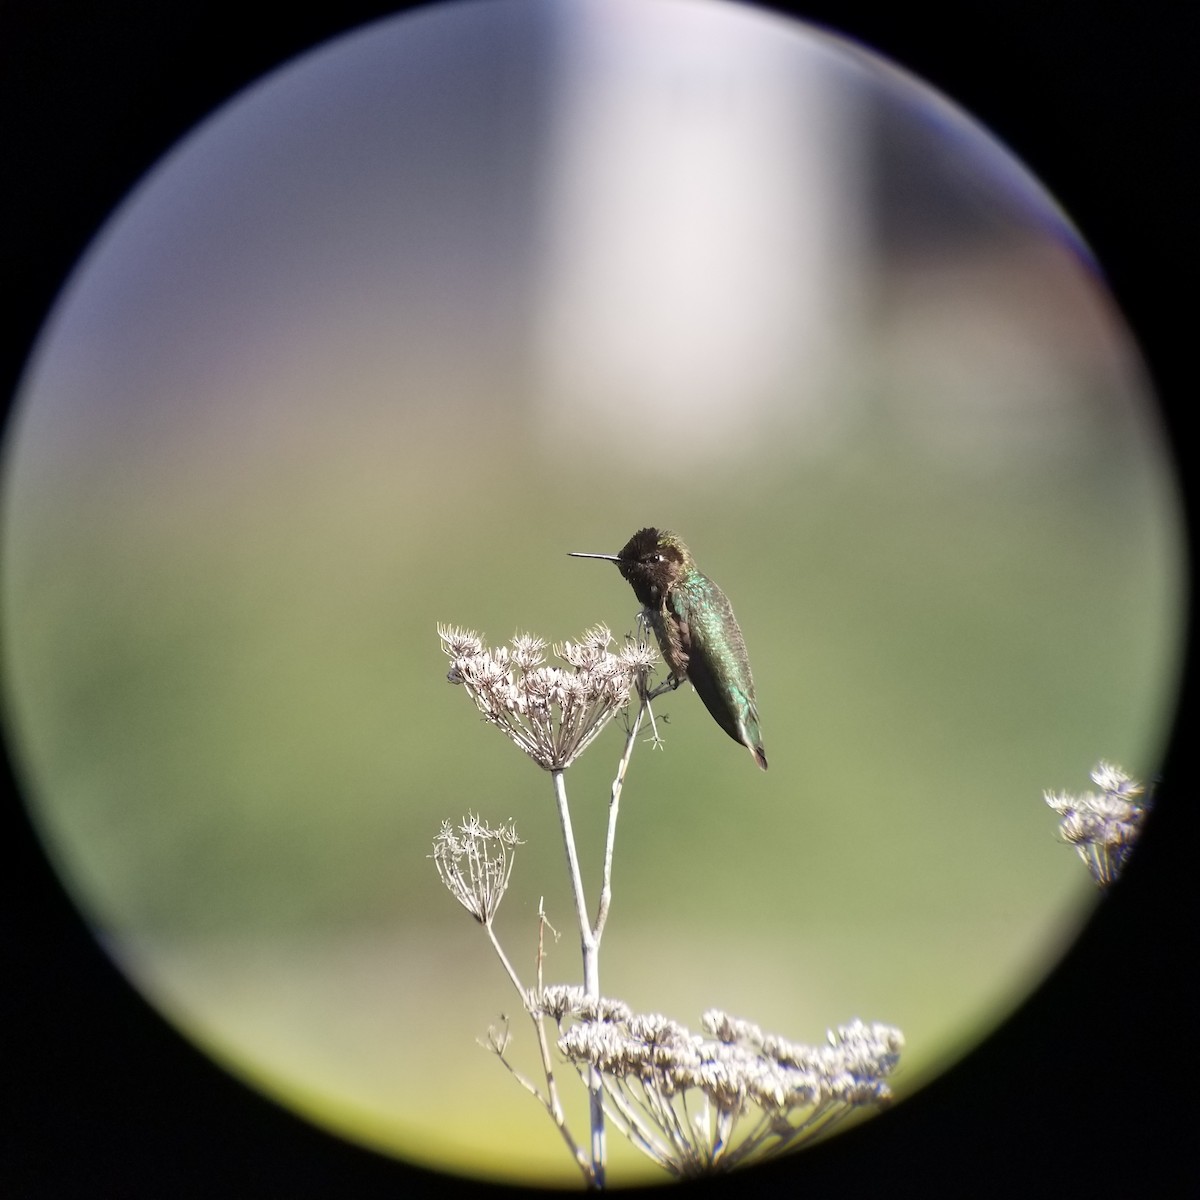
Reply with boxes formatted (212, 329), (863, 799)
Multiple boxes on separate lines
(702, 1009), (762, 1045)
(437, 623), (484, 659)
(509, 633), (547, 670)
(556, 624), (614, 669)
(533, 984), (589, 1021)
(619, 639), (658, 674)
(1090, 760), (1144, 799)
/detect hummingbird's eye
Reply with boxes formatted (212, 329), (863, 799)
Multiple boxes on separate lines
(652, 553), (663, 563)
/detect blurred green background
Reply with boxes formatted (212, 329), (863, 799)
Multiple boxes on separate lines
(1, 0), (1184, 1187)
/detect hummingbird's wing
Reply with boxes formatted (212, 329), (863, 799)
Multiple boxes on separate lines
(670, 577), (759, 746)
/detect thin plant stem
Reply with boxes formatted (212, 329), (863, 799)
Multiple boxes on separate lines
(551, 767), (605, 1187)
(482, 920), (525, 999)
(480, 915), (593, 1183)
(593, 692), (647, 942)
(552, 769), (594, 964)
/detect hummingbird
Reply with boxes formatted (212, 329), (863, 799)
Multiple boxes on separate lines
(569, 528), (767, 770)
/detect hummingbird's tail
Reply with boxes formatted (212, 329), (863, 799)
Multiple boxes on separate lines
(741, 712), (767, 771)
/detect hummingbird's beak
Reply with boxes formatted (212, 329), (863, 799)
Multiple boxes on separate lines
(568, 551), (621, 561)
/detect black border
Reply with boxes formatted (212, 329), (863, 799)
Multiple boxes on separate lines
(3, 3), (1194, 1195)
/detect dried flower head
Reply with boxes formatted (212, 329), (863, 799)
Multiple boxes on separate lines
(1044, 761), (1151, 887)
(437, 623), (656, 770)
(550, 998), (903, 1177)
(532, 985), (633, 1025)
(430, 814), (523, 925)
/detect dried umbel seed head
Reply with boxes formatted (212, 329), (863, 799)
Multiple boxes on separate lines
(1045, 761), (1151, 887)
(437, 623), (656, 770)
(550, 999), (903, 1176)
(430, 814), (523, 925)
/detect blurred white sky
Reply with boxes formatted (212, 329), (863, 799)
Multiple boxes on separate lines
(11, 0), (1154, 496)
(533, 0), (864, 460)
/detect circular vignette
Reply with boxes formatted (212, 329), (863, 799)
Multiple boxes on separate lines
(2, 0), (1190, 1195)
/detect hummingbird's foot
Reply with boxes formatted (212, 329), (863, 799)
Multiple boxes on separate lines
(644, 674), (681, 701)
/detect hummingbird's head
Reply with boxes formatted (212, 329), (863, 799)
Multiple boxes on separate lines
(569, 528), (693, 608)
(613, 527), (691, 607)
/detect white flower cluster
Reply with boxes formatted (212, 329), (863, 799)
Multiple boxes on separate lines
(430, 813), (523, 925)
(533, 988), (903, 1177)
(1044, 761), (1150, 888)
(438, 623), (656, 770)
